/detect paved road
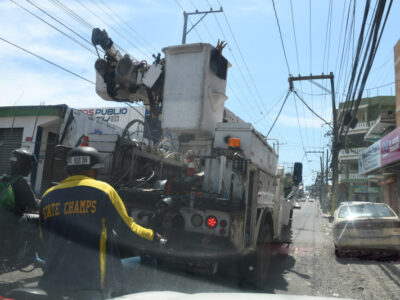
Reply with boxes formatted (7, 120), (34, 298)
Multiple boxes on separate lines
(1, 202), (400, 299)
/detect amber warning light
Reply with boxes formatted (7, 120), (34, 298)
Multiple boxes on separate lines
(228, 138), (241, 149)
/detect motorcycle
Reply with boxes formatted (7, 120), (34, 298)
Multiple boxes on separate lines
(0, 213), (41, 273)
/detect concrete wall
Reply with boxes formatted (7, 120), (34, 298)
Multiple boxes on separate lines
(0, 115), (62, 194)
(0, 115), (60, 153)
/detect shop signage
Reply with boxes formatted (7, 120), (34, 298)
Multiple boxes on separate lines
(358, 140), (381, 174)
(359, 126), (400, 175)
(381, 126), (400, 166)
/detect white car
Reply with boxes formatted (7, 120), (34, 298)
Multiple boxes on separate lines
(332, 202), (400, 255)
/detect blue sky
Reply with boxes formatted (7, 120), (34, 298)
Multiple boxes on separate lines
(0, 0), (399, 185)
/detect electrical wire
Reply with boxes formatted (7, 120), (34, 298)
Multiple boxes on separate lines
(10, 0), (97, 56)
(216, 0), (274, 117)
(87, 0), (152, 59)
(341, 0), (393, 138)
(266, 90), (291, 138)
(188, 0), (215, 42)
(47, 0), (127, 54)
(0, 37), (95, 85)
(293, 90), (332, 128)
(293, 93), (313, 175)
(74, 0), (138, 55)
(253, 91), (288, 125)
(204, 0), (265, 120)
(344, 0), (394, 137)
(48, 0), (92, 30)
(174, 0), (203, 42)
(25, 0), (102, 53)
(289, 0), (300, 76)
(272, 0), (290, 74)
(98, 0), (157, 54)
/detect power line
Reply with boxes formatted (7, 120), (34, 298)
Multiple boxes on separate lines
(203, 0), (265, 120)
(48, 0), (93, 30)
(272, 0), (291, 74)
(188, 0), (215, 42)
(253, 91), (288, 125)
(174, 0), (203, 42)
(47, 0), (127, 54)
(10, 0), (97, 56)
(98, 0), (157, 54)
(26, 0), (100, 52)
(0, 37), (94, 85)
(74, 0), (135, 55)
(289, 0), (300, 75)
(293, 94), (313, 175)
(87, 0), (152, 59)
(293, 90), (332, 127)
(216, 0), (273, 116)
(341, 0), (393, 137)
(309, 0), (312, 73)
(266, 90), (291, 138)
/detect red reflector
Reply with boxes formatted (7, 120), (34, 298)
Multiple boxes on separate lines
(219, 228), (226, 235)
(206, 216), (218, 228)
(220, 220), (227, 227)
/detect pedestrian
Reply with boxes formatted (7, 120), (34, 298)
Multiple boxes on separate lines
(38, 146), (161, 299)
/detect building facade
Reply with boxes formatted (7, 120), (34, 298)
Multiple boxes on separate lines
(338, 96), (395, 203)
(357, 39), (400, 214)
(0, 105), (122, 195)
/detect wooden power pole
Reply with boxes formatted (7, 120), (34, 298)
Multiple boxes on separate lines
(289, 73), (338, 215)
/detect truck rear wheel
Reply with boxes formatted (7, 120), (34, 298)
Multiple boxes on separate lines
(255, 222), (272, 289)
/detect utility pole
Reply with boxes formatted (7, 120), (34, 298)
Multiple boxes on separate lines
(326, 149), (329, 212)
(289, 73), (338, 216)
(320, 155), (324, 209)
(306, 150), (325, 207)
(182, 7), (223, 44)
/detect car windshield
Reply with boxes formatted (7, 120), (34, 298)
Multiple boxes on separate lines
(338, 204), (396, 219)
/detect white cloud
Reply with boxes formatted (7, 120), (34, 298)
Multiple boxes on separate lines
(0, 67), (104, 108)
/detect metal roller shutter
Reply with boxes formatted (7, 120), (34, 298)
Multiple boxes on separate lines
(0, 128), (23, 174)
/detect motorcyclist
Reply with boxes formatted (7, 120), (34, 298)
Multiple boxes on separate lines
(0, 148), (38, 230)
(39, 146), (161, 299)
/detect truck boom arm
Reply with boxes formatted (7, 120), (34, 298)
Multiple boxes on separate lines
(92, 28), (164, 117)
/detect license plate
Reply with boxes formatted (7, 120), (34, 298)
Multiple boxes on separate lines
(362, 229), (379, 236)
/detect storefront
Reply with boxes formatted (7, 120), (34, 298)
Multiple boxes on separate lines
(359, 126), (400, 213)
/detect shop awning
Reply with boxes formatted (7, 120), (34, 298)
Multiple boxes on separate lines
(364, 115), (396, 142)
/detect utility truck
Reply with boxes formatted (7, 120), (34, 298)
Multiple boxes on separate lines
(58, 29), (303, 286)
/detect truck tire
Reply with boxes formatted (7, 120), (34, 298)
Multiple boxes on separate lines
(254, 222), (272, 289)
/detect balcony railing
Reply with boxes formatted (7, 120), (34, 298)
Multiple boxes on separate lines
(344, 120), (375, 134)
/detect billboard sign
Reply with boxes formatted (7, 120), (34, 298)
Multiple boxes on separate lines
(358, 140), (381, 175)
(359, 126), (400, 175)
(78, 106), (146, 133)
(380, 126), (400, 166)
